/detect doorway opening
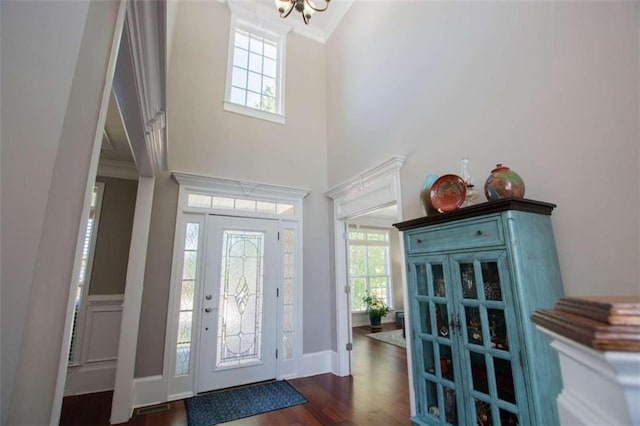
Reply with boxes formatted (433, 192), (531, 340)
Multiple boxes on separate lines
(325, 155), (406, 378)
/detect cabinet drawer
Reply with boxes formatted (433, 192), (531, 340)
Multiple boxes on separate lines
(407, 217), (504, 253)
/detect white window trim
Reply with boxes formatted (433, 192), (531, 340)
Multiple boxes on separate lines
(223, 9), (291, 125)
(164, 172), (309, 399)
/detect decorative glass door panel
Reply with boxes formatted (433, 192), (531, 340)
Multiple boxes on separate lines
(198, 216), (278, 393)
(451, 253), (523, 426)
(216, 230), (265, 368)
(409, 257), (462, 425)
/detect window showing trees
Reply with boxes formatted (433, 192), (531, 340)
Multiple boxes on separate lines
(348, 227), (392, 312)
(224, 15), (288, 124)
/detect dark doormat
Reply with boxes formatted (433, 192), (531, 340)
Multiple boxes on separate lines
(184, 380), (308, 426)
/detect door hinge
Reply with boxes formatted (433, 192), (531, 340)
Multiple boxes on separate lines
(344, 285), (350, 294)
(276, 349), (278, 359)
(277, 288), (279, 297)
(346, 342), (353, 351)
(278, 231), (280, 240)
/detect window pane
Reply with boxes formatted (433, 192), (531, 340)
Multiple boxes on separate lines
(235, 198), (256, 212)
(232, 67), (248, 89)
(248, 71), (262, 93)
(230, 87), (246, 105)
(351, 277), (366, 311)
(235, 31), (249, 49)
(276, 203), (295, 215)
(233, 47), (248, 69)
(185, 223), (199, 250)
(370, 277), (387, 296)
(247, 91), (261, 110)
(212, 197), (235, 210)
(349, 245), (365, 276)
(249, 52), (262, 73)
(256, 201), (276, 214)
(262, 96), (276, 113)
(349, 231), (365, 240)
(367, 231), (386, 241)
(367, 246), (387, 275)
(262, 77), (275, 95)
(180, 280), (195, 311)
(188, 194), (211, 208)
(249, 37), (263, 54)
(264, 41), (277, 59)
(183, 251), (197, 280)
(263, 58), (277, 78)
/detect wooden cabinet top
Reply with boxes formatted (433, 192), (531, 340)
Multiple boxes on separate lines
(393, 198), (556, 231)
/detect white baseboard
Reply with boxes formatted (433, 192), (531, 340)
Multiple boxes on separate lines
(132, 375), (165, 408)
(301, 350), (334, 377)
(65, 363), (117, 396)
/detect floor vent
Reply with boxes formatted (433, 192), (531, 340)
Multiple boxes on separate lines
(134, 403), (171, 416)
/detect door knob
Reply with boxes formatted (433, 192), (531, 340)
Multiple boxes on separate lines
(204, 307), (212, 313)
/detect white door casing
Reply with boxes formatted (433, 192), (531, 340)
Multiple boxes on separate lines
(165, 172), (308, 400)
(197, 215), (279, 392)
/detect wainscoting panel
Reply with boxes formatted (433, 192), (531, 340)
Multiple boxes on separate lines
(65, 295), (123, 396)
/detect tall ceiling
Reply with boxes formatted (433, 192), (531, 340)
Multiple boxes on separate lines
(231, 0), (354, 43)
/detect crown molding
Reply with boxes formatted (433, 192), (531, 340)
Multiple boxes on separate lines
(326, 155), (406, 200)
(172, 171), (310, 200)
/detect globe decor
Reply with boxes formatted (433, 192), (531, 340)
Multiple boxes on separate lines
(363, 293), (390, 330)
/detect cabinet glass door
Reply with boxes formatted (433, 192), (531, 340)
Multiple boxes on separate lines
(410, 257), (462, 425)
(451, 252), (525, 426)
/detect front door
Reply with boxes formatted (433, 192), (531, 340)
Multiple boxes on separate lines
(197, 215), (279, 393)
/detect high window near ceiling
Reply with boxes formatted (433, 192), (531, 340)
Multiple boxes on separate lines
(348, 226), (393, 312)
(224, 14), (289, 124)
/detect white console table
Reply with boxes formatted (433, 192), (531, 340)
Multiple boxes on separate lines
(532, 296), (640, 426)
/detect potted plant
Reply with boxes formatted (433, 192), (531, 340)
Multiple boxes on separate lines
(362, 292), (390, 329)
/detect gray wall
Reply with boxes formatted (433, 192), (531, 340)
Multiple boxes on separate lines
(133, 1), (331, 376)
(326, 2), (640, 297)
(91, 176), (138, 295)
(0, 1), (121, 423)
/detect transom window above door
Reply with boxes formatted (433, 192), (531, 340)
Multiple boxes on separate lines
(224, 14), (290, 124)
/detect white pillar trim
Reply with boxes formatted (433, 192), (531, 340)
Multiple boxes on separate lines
(110, 177), (156, 424)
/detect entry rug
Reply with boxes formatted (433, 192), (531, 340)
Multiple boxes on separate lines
(185, 380), (308, 426)
(366, 329), (406, 348)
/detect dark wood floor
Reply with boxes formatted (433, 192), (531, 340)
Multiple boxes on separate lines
(60, 324), (411, 426)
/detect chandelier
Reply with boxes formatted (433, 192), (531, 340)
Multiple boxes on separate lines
(274, 0), (331, 25)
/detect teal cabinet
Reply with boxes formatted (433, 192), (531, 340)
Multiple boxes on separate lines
(395, 199), (564, 426)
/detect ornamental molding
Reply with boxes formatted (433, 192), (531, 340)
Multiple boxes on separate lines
(325, 155), (405, 201)
(172, 171), (310, 201)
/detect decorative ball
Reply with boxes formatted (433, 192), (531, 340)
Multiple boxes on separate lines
(484, 164), (525, 200)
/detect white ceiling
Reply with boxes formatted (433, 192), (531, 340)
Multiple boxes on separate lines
(229, 0), (354, 43)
